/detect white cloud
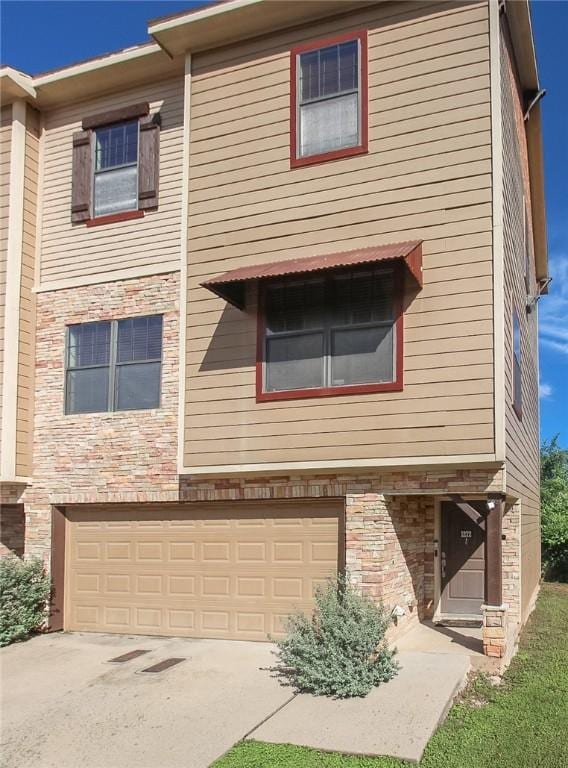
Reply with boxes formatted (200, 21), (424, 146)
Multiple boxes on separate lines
(539, 382), (553, 398)
(539, 252), (568, 357)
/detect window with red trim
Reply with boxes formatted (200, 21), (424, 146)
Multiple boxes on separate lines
(257, 265), (403, 401)
(290, 30), (368, 168)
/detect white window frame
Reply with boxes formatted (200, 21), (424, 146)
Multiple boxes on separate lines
(92, 120), (140, 218)
(295, 37), (363, 160)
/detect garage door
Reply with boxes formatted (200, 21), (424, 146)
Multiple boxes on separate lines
(65, 502), (341, 641)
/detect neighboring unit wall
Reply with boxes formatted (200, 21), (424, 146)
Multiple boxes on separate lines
(184, 0), (495, 469)
(24, 272), (180, 560)
(501, 23), (541, 621)
(16, 106), (40, 477)
(0, 104), (11, 443)
(1, 101), (37, 482)
(37, 77), (184, 290)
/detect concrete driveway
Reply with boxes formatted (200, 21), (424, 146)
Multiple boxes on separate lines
(1, 631), (470, 767)
(0, 632), (292, 768)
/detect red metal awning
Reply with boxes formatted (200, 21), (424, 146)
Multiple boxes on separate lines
(201, 241), (423, 309)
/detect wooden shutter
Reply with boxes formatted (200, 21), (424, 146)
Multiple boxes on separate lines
(138, 114), (160, 211)
(71, 130), (92, 223)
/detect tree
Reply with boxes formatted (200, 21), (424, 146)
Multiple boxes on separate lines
(541, 436), (568, 582)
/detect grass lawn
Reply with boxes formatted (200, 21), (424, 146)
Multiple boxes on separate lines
(212, 582), (568, 768)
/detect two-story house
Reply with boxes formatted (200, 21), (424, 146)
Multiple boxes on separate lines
(0, 0), (548, 660)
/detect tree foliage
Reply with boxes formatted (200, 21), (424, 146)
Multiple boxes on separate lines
(541, 436), (568, 581)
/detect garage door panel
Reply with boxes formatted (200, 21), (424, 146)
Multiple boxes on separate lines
(66, 502), (341, 640)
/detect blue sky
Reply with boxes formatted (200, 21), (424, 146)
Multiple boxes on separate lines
(1, 1), (566, 446)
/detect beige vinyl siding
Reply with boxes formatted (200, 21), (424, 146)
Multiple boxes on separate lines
(38, 77), (183, 288)
(184, 0), (495, 468)
(15, 107), (39, 476)
(501, 28), (540, 622)
(0, 105), (11, 442)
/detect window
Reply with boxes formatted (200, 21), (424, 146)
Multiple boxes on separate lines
(71, 102), (160, 225)
(65, 315), (163, 414)
(93, 121), (139, 218)
(290, 31), (368, 167)
(258, 266), (401, 400)
(512, 309), (522, 418)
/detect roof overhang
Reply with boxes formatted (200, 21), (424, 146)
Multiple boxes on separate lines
(201, 241), (423, 309)
(32, 43), (182, 110)
(505, 0), (548, 284)
(149, 0), (376, 56)
(0, 67), (36, 106)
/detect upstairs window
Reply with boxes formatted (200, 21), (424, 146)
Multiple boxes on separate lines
(93, 121), (139, 218)
(512, 309), (522, 418)
(259, 265), (401, 400)
(65, 315), (163, 414)
(291, 31), (368, 167)
(71, 102), (160, 225)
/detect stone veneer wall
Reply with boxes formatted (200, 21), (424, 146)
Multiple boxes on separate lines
(346, 494), (435, 636)
(502, 500), (521, 623)
(0, 504), (25, 557)
(23, 272), (179, 562)
(180, 468), (504, 502)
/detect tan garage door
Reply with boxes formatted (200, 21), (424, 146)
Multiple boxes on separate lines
(65, 502), (341, 641)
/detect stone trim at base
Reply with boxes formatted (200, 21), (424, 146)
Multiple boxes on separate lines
(482, 603), (509, 658)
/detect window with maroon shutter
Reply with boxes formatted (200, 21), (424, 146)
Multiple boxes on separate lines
(71, 130), (92, 223)
(70, 102), (160, 224)
(138, 114), (160, 211)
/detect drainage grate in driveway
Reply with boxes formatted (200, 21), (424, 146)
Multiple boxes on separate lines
(108, 650), (150, 663)
(140, 658), (185, 673)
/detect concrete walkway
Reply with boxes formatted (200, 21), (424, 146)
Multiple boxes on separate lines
(249, 651), (470, 763)
(396, 620), (484, 656)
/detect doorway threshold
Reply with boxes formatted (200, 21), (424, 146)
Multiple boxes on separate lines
(434, 614), (482, 628)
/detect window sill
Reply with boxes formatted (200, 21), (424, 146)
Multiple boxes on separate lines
(290, 144), (367, 169)
(257, 380), (402, 403)
(85, 210), (144, 227)
(64, 406), (161, 417)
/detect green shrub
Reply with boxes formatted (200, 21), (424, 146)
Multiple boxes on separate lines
(541, 437), (568, 582)
(0, 556), (51, 646)
(274, 575), (398, 698)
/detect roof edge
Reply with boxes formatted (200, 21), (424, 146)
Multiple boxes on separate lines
(0, 66), (37, 104)
(504, 0), (547, 280)
(33, 42), (163, 85)
(148, 0), (256, 34)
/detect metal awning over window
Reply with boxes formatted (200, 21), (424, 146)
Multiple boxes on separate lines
(200, 241), (423, 309)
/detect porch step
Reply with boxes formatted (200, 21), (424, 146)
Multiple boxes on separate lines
(434, 615), (482, 628)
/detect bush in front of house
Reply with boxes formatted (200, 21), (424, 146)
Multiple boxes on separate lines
(0, 556), (51, 646)
(274, 575), (398, 698)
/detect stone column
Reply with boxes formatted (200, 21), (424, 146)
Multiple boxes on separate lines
(24, 504), (52, 566)
(345, 493), (433, 636)
(482, 603), (509, 658)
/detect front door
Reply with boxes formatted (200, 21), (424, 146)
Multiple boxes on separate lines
(440, 501), (485, 615)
